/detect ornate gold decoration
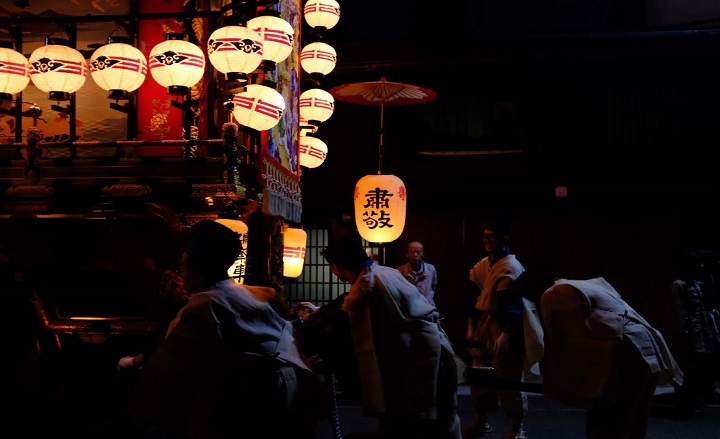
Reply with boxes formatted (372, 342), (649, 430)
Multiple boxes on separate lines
(6, 184), (55, 198)
(101, 184), (152, 197)
(191, 184), (240, 198)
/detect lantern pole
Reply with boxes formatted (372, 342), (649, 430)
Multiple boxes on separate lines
(378, 101), (384, 174)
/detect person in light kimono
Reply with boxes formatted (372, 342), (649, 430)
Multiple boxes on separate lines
(128, 220), (326, 439)
(320, 234), (462, 439)
(463, 218), (543, 439)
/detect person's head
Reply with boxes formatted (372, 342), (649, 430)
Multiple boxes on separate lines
(181, 220), (242, 293)
(322, 235), (370, 283)
(482, 218), (511, 259)
(406, 241), (425, 264)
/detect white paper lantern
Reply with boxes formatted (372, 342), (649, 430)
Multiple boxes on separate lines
(299, 88), (334, 124)
(0, 46), (30, 99)
(298, 135), (327, 168)
(215, 219), (249, 283)
(247, 14), (294, 65)
(232, 84), (286, 131)
(300, 42), (336, 76)
(29, 38), (87, 101)
(90, 38), (147, 99)
(208, 26), (264, 81)
(148, 33), (206, 95)
(354, 174), (407, 243)
(303, 0), (341, 30)
(283, 227), (307, 278)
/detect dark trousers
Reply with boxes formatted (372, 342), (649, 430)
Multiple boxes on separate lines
(586, 339), (659, 439)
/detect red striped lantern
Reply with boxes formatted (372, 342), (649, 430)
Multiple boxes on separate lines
(354, 174), (407, 243)
(247, 13), (294, 67)
(0, 45), (30, 100)
(90, 37), (147, 100)
(29, 38), (87, 101)
(303, 0), (341, 31)
(208, 26), (264, 82)
(298, 134), (327, 168)
(300, 42), (337, 76)
(299, 88), (334, 125)
(148, 33), (206, 95)
(283, 227), (307, 278)
(231, 84), (286, 131)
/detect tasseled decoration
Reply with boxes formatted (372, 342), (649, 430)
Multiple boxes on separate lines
(222, 122), (240, 187)
(25, 127), (44, 185)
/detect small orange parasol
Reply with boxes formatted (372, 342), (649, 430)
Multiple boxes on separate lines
(329, 77), (437, 173)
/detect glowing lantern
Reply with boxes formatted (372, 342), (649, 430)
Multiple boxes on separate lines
(299, 88), (334, 125)
(354, 174), (407, 243)
(283, 227), (307, 278)
(90, 36), (147, 100)
(298, 134), (327, 168)
(247, 12), (294, 69)
(208, 26), (263, 82)
(148, 33), (206, 95)
(231, 83), (285, 131)
(28, 38), (87, 101)
(303, 0), (341, 31)
(300, 42), (336, 76)
(0, 45), (30, 101)
(215, 219), (249, 284)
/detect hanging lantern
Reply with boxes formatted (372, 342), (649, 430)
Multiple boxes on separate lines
(283, 227), (307, 278)
(354, 174), (407, 243)
(0, 44), (30, 101)
(0, 46), (30, 102)
(148, 33), (206, 95)
(28, 38), (87, 101)
(303, 0), (341, 31)
(215, 219), (249, 284)
(232, 83), (286, 131)
(247, 12), (294, 70)
(299, 88), (334, 126)
(208, 25), (264, 82)
(298, 134), (327, 168)
(300, 42), (337, 76)
(89, 36), (147, 101)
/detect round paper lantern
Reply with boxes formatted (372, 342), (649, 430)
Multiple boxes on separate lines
(90, 36), (147, 100)
(303, 0), (341, 31)
(300, 42), (336, 76)
(247, 13), (294, 68)
(231, 83), (286, 131)
(215, 219), (249, 283)
(0, 45), (30, 100)
(208, 26), (263, 81)
(299, 88), (334, 125)
(298, 134), (327, 168)
(29, 38), (87, 101)
(283, 227), (307, 278)
(148, 33), (206, 95)
(354, 174), (407, 243)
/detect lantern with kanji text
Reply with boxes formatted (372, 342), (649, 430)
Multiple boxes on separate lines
(354, 174), (406, 243)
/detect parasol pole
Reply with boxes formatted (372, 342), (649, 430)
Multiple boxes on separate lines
(378, 101), (384, 174)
